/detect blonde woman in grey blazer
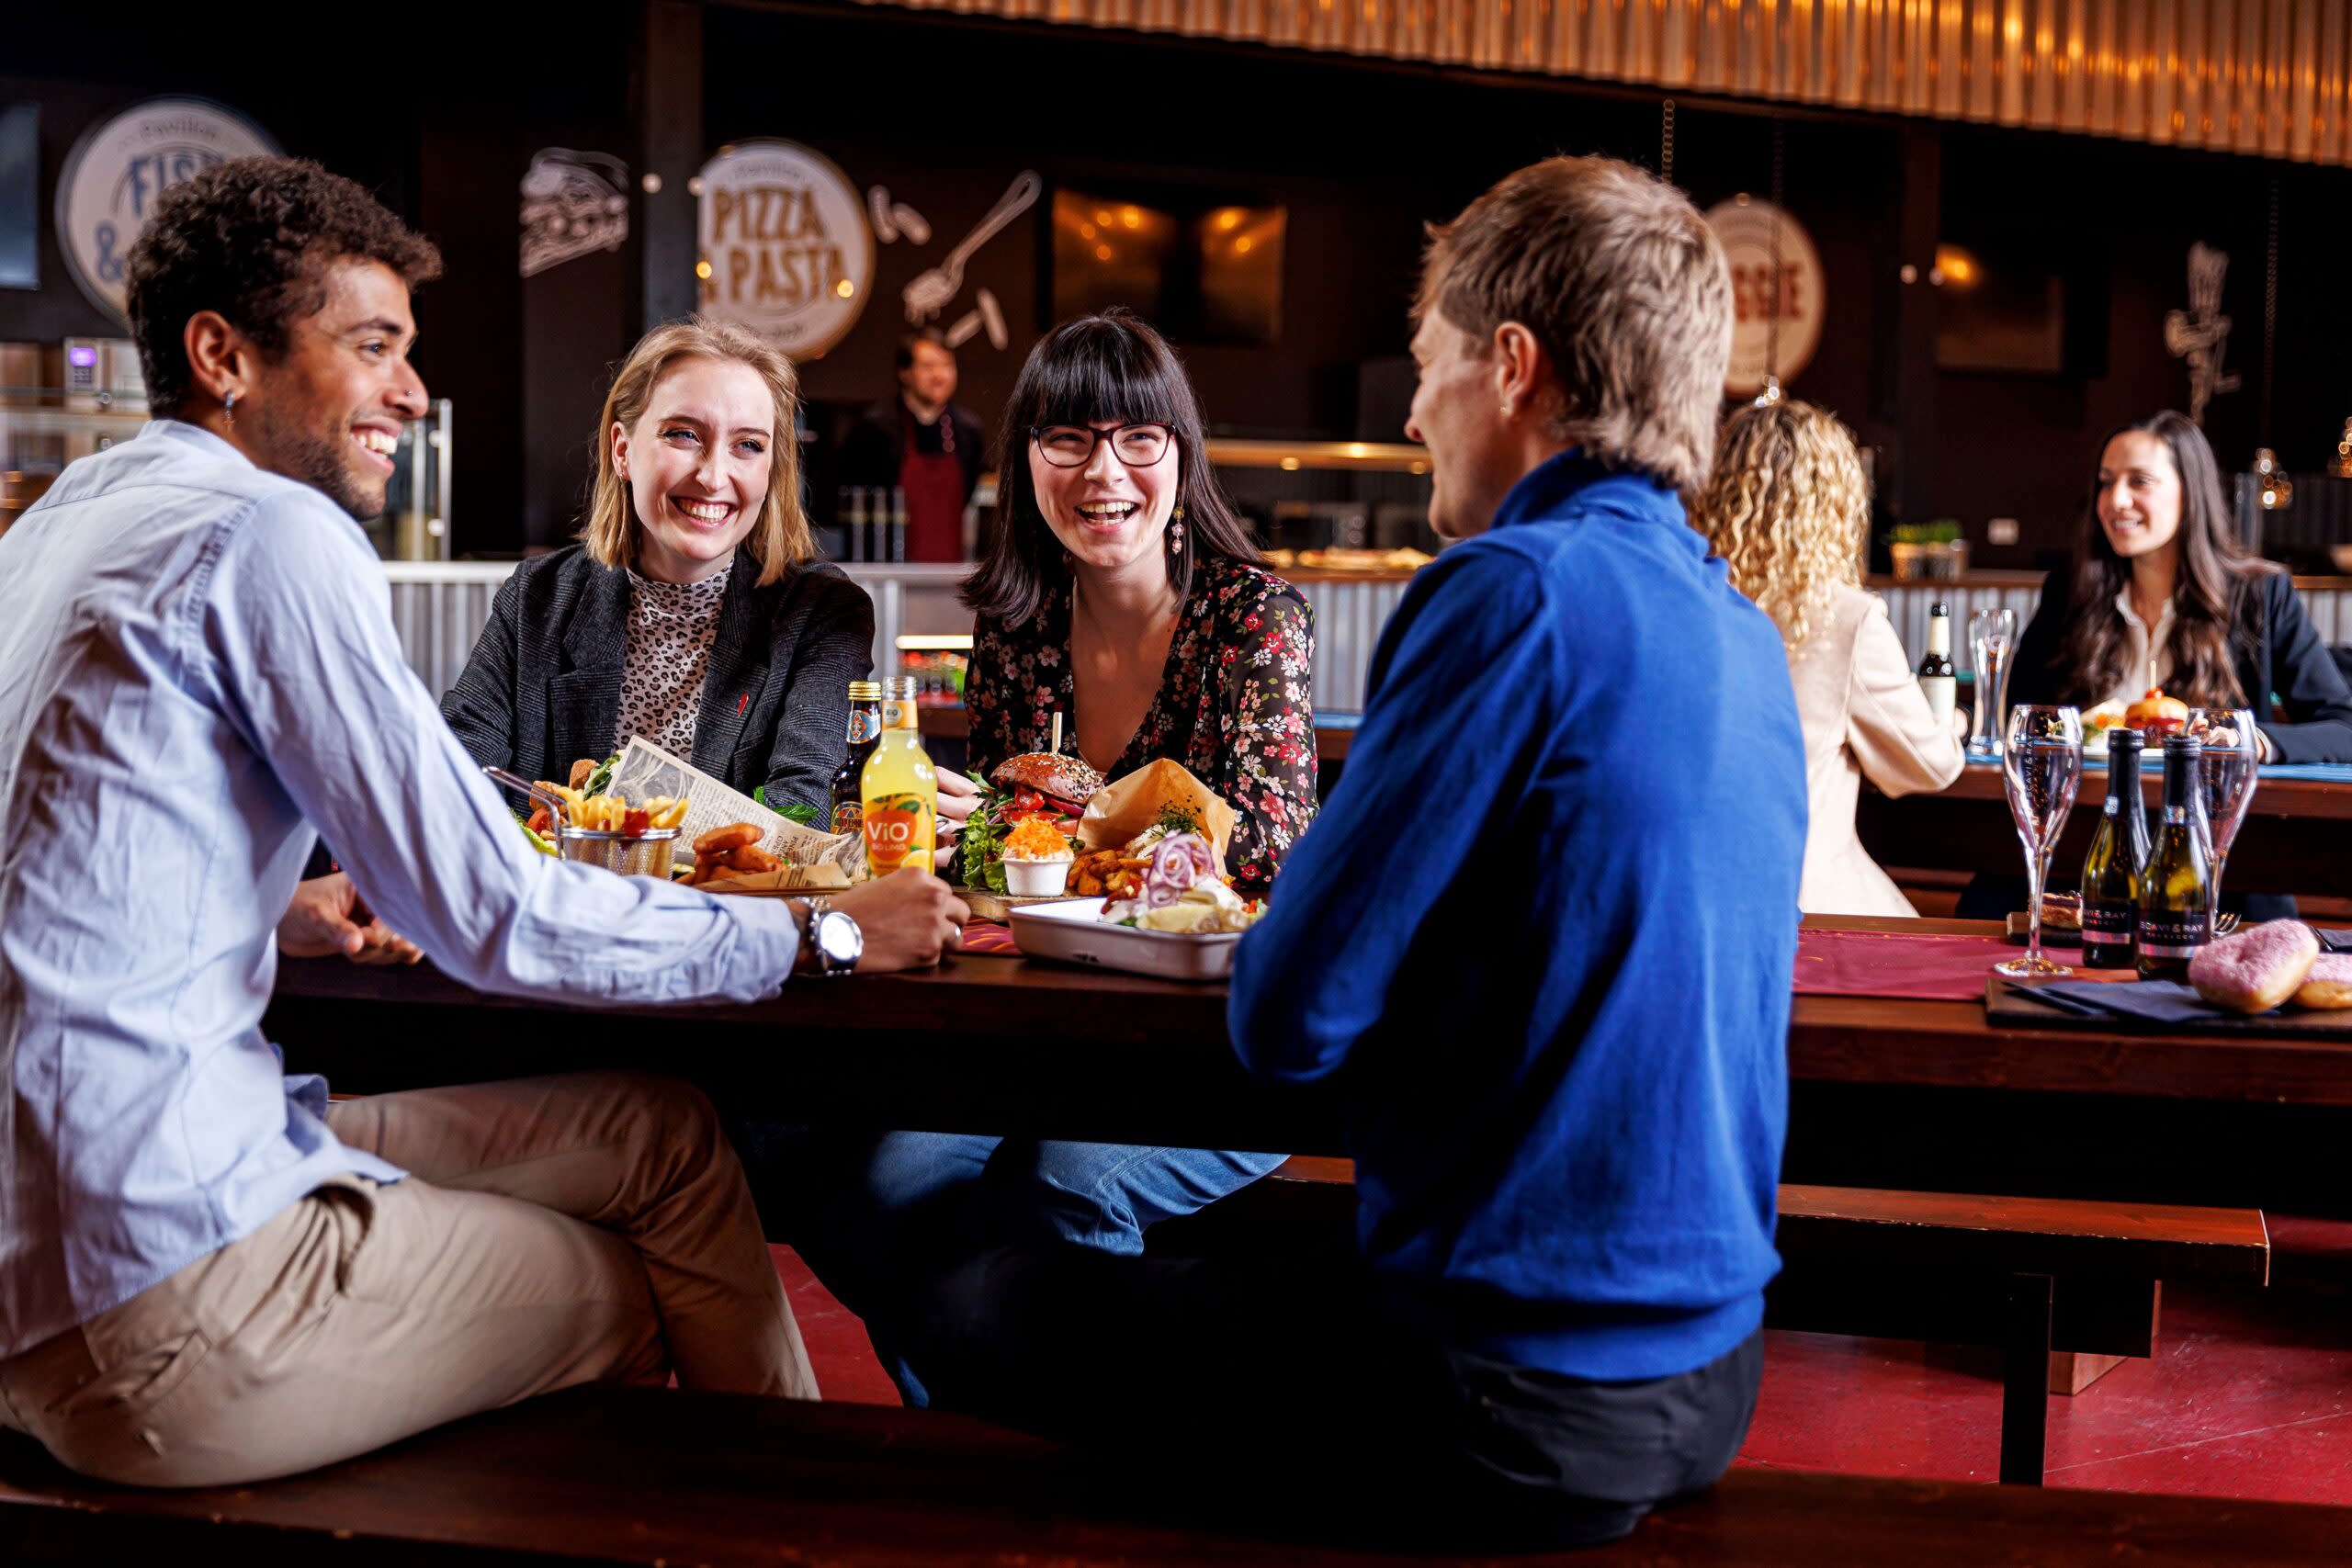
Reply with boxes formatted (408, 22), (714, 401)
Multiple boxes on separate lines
(442, 318), (873, 815)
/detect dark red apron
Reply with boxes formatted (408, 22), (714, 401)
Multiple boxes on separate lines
(899, 408), (967, 562)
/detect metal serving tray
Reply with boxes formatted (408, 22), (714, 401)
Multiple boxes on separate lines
(1005, 897), (1242, 982)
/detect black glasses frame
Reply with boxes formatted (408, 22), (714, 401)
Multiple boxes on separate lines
(1027, 422), (1177, 468)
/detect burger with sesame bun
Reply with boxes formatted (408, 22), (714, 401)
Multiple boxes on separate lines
(957, 752), (1107, 893)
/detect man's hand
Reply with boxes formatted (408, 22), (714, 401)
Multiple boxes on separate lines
(277, 872), (423, 965)
(823, 865), (970, 973)
(931, 764), (982, 873)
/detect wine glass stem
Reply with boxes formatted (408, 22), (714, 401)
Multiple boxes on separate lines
(2023, 836), (2048, 967)
(2209, 846), (2228, 928)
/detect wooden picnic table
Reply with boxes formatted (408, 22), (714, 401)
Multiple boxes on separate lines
(1858, 762), (2352, 897)
(266, 917), (2352, 1215)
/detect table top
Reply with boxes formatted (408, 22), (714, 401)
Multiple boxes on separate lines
(1939, 761), (2352, 818)
(269, 916), (2352, 1111)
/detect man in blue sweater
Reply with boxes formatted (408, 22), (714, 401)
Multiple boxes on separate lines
(911, 157), (1805, 1548)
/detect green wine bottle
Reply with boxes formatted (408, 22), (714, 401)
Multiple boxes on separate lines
(2136, 736), (2211, 981)
(2078, 728), (2150, 970)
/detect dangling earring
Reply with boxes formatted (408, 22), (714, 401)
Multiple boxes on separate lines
(222, 390), (237, 428)
(1169, 504), (1186, 555)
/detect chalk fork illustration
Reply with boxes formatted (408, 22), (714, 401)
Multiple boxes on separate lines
(904, 171), (1040, 323)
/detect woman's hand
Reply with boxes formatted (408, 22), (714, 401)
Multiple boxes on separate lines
(934, 764), (981, 824)
(277, 872), (423, 965)
(931, 764), (982, 872)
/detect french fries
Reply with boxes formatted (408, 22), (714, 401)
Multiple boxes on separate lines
(540, 786), (689, 835)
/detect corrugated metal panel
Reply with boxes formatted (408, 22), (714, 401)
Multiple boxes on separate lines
(867, 0), (2352, 165)
(381, 564), (1419, 716)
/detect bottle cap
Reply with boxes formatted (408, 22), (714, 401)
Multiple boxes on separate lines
(2107, 726), (2144, 756)
(1929, 602), (1950, 616)
(847, 681), (882, 700)
(2164, 733), (2203, 756)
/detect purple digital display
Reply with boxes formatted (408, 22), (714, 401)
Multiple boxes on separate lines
(68, 344), (99, 368)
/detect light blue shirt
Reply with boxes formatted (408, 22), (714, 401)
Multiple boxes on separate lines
(0, 422), (801, 1356)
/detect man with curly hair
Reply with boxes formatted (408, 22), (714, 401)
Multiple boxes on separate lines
(0, 157), (967, 1486)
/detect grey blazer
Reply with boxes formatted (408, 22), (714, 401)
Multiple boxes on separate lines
(441, 542), (875, 814)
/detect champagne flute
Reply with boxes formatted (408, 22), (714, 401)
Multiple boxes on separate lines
(2185, 707), (2259, 927)
(1968, 607), (2017, 754)
(1994, 704), (2085, 979)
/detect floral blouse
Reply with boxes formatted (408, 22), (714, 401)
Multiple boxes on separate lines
(966, 555), (1318, 883)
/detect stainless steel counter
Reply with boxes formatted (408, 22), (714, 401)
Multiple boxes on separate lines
(382, 561), (1411, 715)
(384, 562), (2352, 719)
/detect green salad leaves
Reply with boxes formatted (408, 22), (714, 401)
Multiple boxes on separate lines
(958, 785), (1012, 894)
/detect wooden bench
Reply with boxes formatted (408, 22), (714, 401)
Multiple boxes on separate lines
(6, 1381), (2348, 1566)
(1260, 1158), (2272, 1486)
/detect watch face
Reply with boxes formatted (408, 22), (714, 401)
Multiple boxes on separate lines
(815, 910), (862, 968)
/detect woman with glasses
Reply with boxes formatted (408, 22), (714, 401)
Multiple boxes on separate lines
(797, 312), (1310, 1408)
(960, 310), (1318, 883)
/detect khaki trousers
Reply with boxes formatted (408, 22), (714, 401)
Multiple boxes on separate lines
(0, 1071), (814, 1488)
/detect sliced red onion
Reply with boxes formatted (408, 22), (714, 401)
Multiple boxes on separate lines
(1142, 832), (1217, 907)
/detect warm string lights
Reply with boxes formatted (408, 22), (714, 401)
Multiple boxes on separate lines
(870, 0), (2352, 168)
(2254, 178), (2292, 513)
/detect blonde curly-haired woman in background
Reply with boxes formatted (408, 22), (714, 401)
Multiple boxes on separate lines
(1696, 400), (1963, 916)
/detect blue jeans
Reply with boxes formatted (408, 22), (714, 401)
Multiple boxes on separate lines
(752, 1127), (1284, 1406)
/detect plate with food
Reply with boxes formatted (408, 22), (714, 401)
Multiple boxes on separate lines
(1008, 832), (1264, 981)
(2082, 689), (2189, 750)
(956, 751), (1107, 903)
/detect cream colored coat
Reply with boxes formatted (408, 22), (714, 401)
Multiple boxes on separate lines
(1785, 585), (1967, 917)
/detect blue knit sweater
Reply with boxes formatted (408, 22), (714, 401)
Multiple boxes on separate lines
(1229, 451), (1807, 1381)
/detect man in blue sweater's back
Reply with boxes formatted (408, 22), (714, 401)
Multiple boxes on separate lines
(912, 157), (1805, 1550)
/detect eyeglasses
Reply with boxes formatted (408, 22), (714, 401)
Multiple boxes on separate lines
(1030, 423), (1175, 468)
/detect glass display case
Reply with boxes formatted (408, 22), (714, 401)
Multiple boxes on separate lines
(0, 387), (454, 560)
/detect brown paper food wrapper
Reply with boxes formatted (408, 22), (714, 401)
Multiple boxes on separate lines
(1077, 759), (1238, 863)
(700, 863), (854, 897)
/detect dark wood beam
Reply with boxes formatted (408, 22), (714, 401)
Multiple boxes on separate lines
(1892, 123), (1941, 525)
(635, 0), (705, 331)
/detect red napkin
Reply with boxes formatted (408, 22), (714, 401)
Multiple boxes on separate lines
(959, 919), (1016, 956)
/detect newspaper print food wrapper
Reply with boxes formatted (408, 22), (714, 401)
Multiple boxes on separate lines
(1077, 758), (1238, 863)
(607, 738), (865, 875)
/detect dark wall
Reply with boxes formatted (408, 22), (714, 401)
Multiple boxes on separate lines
(1, 6), (640, 557)
(9, 3), (2350, 567)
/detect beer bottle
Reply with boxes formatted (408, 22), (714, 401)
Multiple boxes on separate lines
(828, 681), (884, 838)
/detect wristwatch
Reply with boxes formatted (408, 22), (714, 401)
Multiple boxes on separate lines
(798, 897), (863, 979)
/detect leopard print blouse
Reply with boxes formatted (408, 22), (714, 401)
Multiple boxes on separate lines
(616, 564), (730, 757)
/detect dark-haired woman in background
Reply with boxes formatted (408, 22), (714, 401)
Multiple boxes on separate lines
(962, 311), (1318, 879)
(2009, 412), (2352, 761)
(811, 312), (1313, 1406)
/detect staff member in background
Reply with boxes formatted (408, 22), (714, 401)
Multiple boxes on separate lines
(839, 328), (988, 561)
(0, 157), (966, 1491)
(907, 156), (1803, 1551)
(442, 316), (879, 817)
(1696, 399), (1963, 916)
(2009, 411), (2352, 762)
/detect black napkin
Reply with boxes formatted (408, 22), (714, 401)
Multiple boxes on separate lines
(2029, 979), (2245, 1025)
(2316, 928), (2352, 953)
